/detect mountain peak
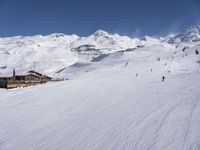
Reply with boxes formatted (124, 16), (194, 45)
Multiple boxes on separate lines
(170, 25), (200, 43)
(93, 30), (110, 37)
(187, 25), (200, 31)
(49, 33), (66, 38)
(182, 25), (200, 36)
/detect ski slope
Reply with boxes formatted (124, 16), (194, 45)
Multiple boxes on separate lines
(0, 26), (200, 150)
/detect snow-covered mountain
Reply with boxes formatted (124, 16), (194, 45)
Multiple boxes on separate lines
(168, 25), (200, 43)
(0, 25), (200, 150)
(0, 30), (145, 77)
(0, 25), (200, 77)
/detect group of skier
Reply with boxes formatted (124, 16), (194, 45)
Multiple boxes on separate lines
(133, 48), (199, 83)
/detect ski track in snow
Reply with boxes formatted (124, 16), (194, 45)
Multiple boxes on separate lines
(0, 26), (200, 150)
(0, 57), (200, 150)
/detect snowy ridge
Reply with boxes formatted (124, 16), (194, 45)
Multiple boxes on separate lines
(0, 26), (200, 77)
(0, 30), (144, 77)
(169, 25), (200, 43)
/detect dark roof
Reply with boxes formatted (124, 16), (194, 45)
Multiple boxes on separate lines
(28, 70), (44, 76)
(0, 71), (52, 80)
(28, 70), (52, 79)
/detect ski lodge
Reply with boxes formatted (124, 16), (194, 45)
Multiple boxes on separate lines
(0, 70), (52, 89)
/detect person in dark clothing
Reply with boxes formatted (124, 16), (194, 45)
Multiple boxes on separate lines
(195, 50), (199, 55)
(162, 76), (165, 82)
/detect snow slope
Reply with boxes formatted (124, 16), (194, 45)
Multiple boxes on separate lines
(0, 26), (200, 150)
(0, 30), (142, 77)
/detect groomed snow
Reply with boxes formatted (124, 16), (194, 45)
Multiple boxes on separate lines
(0, 26), (200, 150)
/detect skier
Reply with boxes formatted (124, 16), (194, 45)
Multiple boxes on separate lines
(124, 62), (128, 68)
(124, 59), (129, 68)
(195, 50), (199, 55)
(162, 76), (165, 82)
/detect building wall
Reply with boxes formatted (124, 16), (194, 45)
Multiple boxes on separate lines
(0, 73), (51, 89)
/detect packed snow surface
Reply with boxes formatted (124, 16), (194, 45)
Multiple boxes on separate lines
(0, 26), (200, 150)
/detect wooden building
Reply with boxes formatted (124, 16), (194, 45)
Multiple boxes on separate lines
(0, 70), (52, 89)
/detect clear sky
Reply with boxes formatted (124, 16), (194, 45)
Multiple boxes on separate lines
(0, 0), (200, 37)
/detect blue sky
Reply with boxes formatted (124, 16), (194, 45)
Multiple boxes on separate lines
(0, 0), (200, 37)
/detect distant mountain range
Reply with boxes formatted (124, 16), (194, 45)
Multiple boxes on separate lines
(0, 25), (200, 77)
